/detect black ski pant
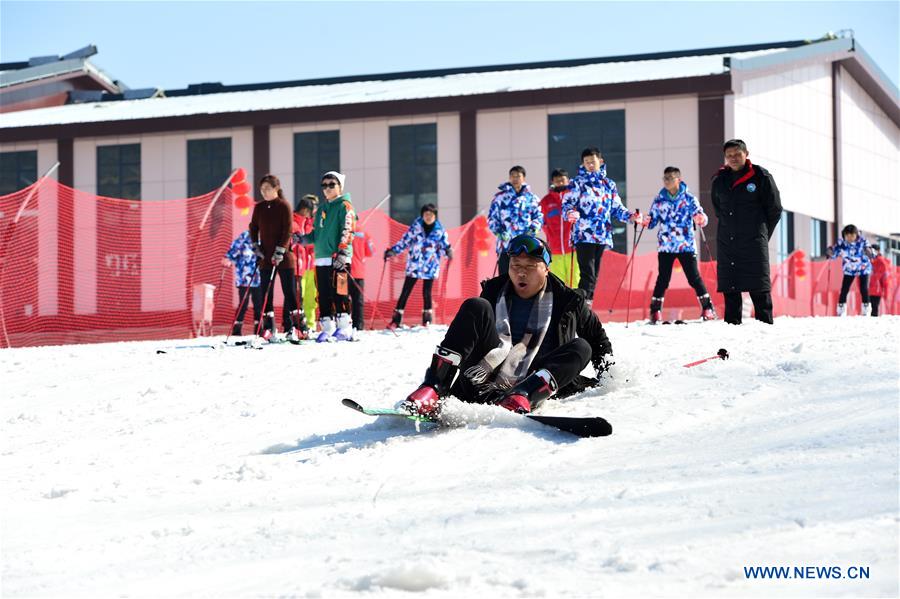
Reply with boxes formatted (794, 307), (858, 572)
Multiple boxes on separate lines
(440, 297), (591, 404)
(236, 285), (263, 324)
(839, 274), (870, 304)
(575, 243), (606, 301)
(723, 291), (773, 325)
(396, 276), (434, 311)
(350, 277), (365, 330)
(871, 296), (882, 316)
(260, 267), (298, 331)
(316, 265), (350, 319)
(652, 252), (709, 298)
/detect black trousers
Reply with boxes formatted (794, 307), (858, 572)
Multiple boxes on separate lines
(871, 296), (882, 316)
(441, 297), (592, 403)
(236, 285), (263, 323)
(396, 276), (434, 311)
(839, 274), (870, 304)
(652, 252), (709, 298)
(723, 291), (773, 325)
(575, 243), (606, 300)
(260, 267), (298, 331)
(315, 265), (351, 319)
(350, 277), (365, 329)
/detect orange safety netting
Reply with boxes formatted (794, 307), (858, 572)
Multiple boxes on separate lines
(1, 180), (897, 348)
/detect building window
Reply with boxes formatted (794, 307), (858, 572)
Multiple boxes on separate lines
(810, 218), (828, 258)
(390, 123), (437, 225)
(97, 143), (141, 200)
(548, 110), (627, 253)
(777, 210), (795, 263)
(0, 150), (38, 195)
(294, 131), (340, 210)
(187, 138), (232, 197)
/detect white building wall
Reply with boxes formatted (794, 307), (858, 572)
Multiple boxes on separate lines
(733, 62), (835, 223)
(0, 140), (59, 316)
(838, 68), (900, 238)
(270, 113), (461, 227)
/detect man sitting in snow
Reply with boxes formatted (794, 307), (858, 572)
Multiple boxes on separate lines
(402, 233), (613, 416)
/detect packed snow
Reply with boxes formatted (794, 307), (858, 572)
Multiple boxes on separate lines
(2, 316), (898, 598)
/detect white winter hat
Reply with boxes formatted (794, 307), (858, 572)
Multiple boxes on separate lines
(322, 171), (346, 189)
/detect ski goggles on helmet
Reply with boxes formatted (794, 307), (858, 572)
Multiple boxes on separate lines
(507, 234), (551, 265)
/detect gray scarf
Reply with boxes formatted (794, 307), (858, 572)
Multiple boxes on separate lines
(464, 281), (553, 391)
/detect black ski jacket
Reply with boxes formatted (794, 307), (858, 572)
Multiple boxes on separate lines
(479, 272), (613, 368)
(711, 161), (782, 293)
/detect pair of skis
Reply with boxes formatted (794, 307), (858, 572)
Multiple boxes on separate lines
(341, 398), (612, 438)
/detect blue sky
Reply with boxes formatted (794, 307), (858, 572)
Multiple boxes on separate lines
(1, 1), (898, 90)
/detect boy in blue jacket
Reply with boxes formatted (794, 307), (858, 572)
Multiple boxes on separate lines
(384, 203), (453, 328)
(562, 147), (641, 305)
(827, 224), (874, 316)
(645, 166), (716, 322)
(487, 165), (543, 276)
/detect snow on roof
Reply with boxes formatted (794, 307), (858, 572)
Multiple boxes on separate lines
(0, 47), (786, 130)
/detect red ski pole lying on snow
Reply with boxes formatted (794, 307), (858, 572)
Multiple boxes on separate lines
(683, 348), (729, 368)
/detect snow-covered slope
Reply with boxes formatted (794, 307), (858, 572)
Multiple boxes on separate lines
(2, 317), (898, 597)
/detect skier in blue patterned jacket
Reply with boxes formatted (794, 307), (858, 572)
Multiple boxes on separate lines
(826, 224), (874, 316)
(488, 165), (543, 276)
(222, 229), (262, 336)
(562, 147), (641, 305)
(644, 166), (716, 323)
(384, 203), (453, 328)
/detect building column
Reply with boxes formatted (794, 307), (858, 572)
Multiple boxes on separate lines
(459, 110), (477, 222)
(831, 62), (843, 243)
(697, 96), (725, 260)
(253, 125), (270, 203)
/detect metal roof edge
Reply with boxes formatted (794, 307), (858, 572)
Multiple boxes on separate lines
(726, 38), (853, 72)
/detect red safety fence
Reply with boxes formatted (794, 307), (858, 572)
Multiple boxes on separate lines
(1, 179), (897, 348)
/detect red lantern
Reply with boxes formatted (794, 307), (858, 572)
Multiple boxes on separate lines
(793, 249), (806, 260)
(232, 181), (251, 196)
(234, 194), (252, 210)
(231, 168), (247, 185)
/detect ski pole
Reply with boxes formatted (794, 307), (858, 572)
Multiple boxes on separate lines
(683, 348), (729, 368)
(369, 258), (389, 328)
(224, 262), (260, 345)
(625, 210), (641, 326)
(254, 266), (279, 339)
(608, 218), (646, 314)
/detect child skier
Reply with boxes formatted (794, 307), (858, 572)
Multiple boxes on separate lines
(644, 166), (716, 323)
(222, 230), (262, 336)
(562, 147), (641, 306)
(869, 244), (892, 317)
(384, 203), (452, 328)
(487, 165), (543, 276)
(826, 224), (874, 316)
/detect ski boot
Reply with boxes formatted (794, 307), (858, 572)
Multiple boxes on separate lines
(231, 321), (243, 337)
(288, 310), (309, 342)
(401, 346), (462, 417)
(836, 303), (846, 317)
(422, 309), (433, 327)
(334, 313), (354, 341)
(862, 303), (871, 317)
(261, 311), (277, 342)
(699, 294), (717, 321)
(387, 309), (403, 331)
(497, 369), (558, 414)
(649, 297), (663, 325)
(316, 316), (336, 342)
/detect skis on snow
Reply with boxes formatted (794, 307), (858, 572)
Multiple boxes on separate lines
(341, 398), (612, 438)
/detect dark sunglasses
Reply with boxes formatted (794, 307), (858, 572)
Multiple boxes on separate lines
(321, 181), (338, 189)
(507, 235), (551, 265)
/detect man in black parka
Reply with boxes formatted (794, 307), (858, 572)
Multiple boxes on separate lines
(711, 139), (783, 324)
(400, 234), (613, 416)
